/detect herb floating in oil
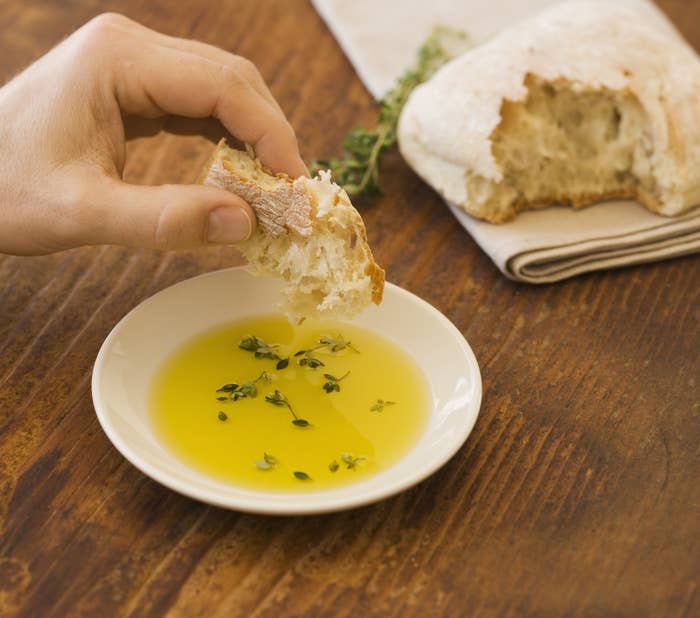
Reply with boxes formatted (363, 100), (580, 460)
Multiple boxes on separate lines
(310, 26), (468, 197)
(255, 452), (278, 471)
(239, 335), (278, 358)
(370, 399), (396, 413)
(265, 390), (311, 428)
(296, 350), (325, 369)
(322, 371), (350, 393)
(296, 334), (359, 369)
(239, 335), (289, 368)
(216, 371), (271, 402)
(329, 460), (340, 473)
(294, 471), (312, 481)
(318, 335), (358, 354)
(217, 411), (228, 422)
(341, 453), (366, 470)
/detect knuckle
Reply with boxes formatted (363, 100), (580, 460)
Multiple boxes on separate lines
(232, 56), (261, 81)
(75, 13), (132, 52)
(218, 64), (248, 90)
(87, 12), (133, 33)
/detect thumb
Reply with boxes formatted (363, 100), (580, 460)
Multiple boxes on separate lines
(77, 177), (255, 250)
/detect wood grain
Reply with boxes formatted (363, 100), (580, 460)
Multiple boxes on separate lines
(1, 1), (699, 616)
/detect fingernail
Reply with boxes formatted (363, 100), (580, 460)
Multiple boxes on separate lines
(207, 207), (252, 244)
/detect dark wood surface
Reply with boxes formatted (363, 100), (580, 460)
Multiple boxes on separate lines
(1, 1), (699, 616)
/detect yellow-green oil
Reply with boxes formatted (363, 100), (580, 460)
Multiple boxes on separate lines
(150, 315), (430, 491)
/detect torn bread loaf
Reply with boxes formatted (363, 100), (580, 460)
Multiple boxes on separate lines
(397, 1), (700, 223)
(198, 140), (384, 320)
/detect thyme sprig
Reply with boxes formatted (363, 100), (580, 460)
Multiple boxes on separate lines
(370, 399), (396, 412)
(239, 336), (289, 369)
(216, 371), (271, 402)
(341, 453), (365, 470)
(322, 371), (350, 394)
(239, 335), (279, 359)
(295, 350), (325, 369)
(265, 390), (311, 427)
(310, 26), (468, 197)
(295, 334), (359, 369)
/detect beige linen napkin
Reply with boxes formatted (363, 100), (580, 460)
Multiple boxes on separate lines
(312, 0), (700, 283)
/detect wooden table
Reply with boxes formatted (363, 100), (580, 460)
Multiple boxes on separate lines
(1, 1), (699, 616)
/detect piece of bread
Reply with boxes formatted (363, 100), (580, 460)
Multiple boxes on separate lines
(397, 1), (700, 223)
(198, 140), (384, 320)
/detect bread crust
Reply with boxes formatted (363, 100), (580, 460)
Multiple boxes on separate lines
(198, 140), (384, 316)
(473, 188), (663, 224)
(398, 1), (700, 222)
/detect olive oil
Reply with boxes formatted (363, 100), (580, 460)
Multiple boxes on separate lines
(150, 315), (430, 491)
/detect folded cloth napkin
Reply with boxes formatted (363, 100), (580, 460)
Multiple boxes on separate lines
(312, 0), (700, 283)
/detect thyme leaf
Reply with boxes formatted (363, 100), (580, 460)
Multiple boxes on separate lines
(319, 335), (358, 354)
(265, 389), (310, 427)
(239, 335), (282, 361)
(255, 452), (278, 471)
(293, 471), (312, 481)
(265, 389), (291, 409)
(322, 371), (350, 394)
(296, 334), (358, 369)
(216, 371), (270, 402)
(310, 26), (468, 197)
(340, 453), (366, 470)
(370, 399), (396, 413)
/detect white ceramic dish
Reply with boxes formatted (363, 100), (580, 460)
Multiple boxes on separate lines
(91, 267), (482, 515)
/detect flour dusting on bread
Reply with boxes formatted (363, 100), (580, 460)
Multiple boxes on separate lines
(398, 1), (700, 223)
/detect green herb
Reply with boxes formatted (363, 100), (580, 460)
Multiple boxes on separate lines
(329, 460), (339, 473)
(370, 399), (396, 412)
(294, 471), (312, 481)
(217, 411), (228, 422)
(340, 453), (366, 470)
(265, 390), (311, 427)
(265, 389), (291, 409)
(216, 383), (238, 393)
(341, 453), (366, 470)
(319, 335), (358, 354)
(276, 358), (289, 370)
(255, 452), (278, 471)
(216, 371), (271, 402)
(310, 26), (468, 197)
(239, 335), (282, 361)
(322, 371), (350, 394)
(297, 353), (325, 369)
(295, 334), (358, 369)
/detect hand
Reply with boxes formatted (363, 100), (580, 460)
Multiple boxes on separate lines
(0, 13), (307, 255)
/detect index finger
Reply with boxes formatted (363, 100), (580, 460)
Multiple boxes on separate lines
(113, 42), (308, 177)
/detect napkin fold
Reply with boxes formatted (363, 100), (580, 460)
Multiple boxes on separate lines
(312, 0), (700, 282)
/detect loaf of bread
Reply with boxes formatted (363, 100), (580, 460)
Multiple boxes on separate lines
(198, 140), (384, 320)
(398, 1), (700, 223)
